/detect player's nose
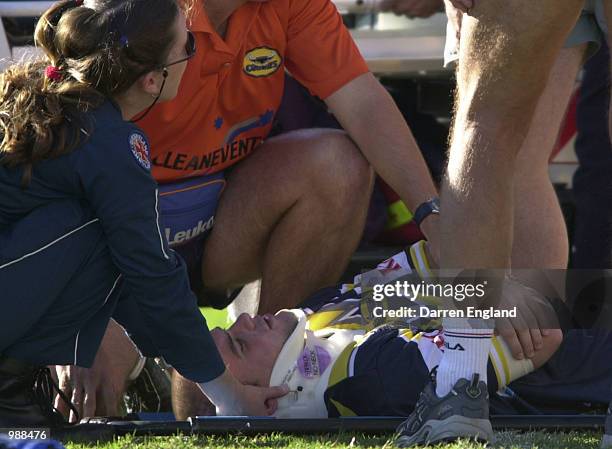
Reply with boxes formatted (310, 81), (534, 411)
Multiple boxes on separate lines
(236, 313), (256, 331)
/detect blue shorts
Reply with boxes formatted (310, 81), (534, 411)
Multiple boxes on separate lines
(504, 330), (612, 411)
(158, 172), (226, 295)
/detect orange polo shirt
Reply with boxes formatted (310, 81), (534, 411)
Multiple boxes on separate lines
(139, 0), (369, 183)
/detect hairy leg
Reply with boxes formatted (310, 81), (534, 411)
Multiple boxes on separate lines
(435, 0), (584, 399)
(201, 129), (374, 314)
(512, 45), (587, 269)
(443, 0), (584, 270)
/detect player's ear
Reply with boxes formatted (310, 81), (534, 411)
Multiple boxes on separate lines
(138, 69), (166, 96)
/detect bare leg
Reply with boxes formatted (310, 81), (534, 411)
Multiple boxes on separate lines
(512, 45), (587, 269)
(443, 0), (584, 270)
(398, 4), (594, 446)
(201, 129), (374, 314)
(434, 0), (584, 402)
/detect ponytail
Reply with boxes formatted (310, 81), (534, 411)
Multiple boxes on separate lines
(0, 0), (181, 184)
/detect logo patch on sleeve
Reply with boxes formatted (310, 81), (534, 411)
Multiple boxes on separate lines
(297, 345), (331, 378)
(243, 47), (282, 78)
(129, 132), (151, 170)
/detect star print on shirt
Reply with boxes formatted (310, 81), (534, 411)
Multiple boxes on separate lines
(259, 110), (274, 125)
(214, 117), (224, 130)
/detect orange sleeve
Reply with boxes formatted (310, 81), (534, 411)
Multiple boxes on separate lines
(285, 0), (370, 100)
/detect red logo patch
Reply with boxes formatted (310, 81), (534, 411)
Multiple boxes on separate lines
(129, 133), (151, 170)
(377, 257), (401, 274)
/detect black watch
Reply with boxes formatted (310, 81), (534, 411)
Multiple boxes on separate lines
(413, 198), (440, 228)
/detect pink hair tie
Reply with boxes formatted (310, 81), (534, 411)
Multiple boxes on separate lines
(45, 66), (63, 81)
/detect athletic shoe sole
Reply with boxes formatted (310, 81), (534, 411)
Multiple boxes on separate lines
(396, 415), (494, 448)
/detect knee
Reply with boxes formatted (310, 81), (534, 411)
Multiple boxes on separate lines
(305, 130), (374, 207)
(452, 118), (528, 164)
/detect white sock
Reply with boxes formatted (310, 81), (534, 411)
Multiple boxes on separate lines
(435, 318), (493, 397)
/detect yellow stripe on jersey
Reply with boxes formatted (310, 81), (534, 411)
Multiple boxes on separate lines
(414, 241), (433, 277)
(328, 341), (357, 389)
(307, 310), (345, 331)
(329, 398), (357, 417)
(320, 323), (367, 331)
(410, 245), (426, 279)
(399, 329), (416, 341)
(340, 283), (356, 294)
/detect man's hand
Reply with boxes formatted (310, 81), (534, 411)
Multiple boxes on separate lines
(379, 0), (444, 18)
(495, 275), (559, 360)
(54, 320), (141, 422)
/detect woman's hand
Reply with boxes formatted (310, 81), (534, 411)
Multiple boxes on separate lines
(199, 369), (289, 416)
(217, 383), (289, 416)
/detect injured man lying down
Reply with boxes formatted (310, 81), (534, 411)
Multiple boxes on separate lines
(172, 241), (612, 420)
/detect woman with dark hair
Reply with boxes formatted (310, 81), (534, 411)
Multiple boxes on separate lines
(0, 0), (286, 426)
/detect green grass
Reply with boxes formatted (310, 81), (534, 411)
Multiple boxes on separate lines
(63, 431), (601, 449)
(200, 307), (230, 329)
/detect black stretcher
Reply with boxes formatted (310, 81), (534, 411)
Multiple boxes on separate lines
(51, 415), (606, 442)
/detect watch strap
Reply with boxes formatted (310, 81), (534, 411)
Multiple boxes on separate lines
(413, 198), (440, 227)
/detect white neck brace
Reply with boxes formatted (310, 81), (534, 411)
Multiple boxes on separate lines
(269, 309), (362, 418)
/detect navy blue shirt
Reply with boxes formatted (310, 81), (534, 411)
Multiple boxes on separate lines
(0, 101), (225, 383)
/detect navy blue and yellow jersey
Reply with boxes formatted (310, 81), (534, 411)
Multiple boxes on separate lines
(282, 245), (526, 417)
(0, 101), (224, 382)
(300, 241), (435, 332)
